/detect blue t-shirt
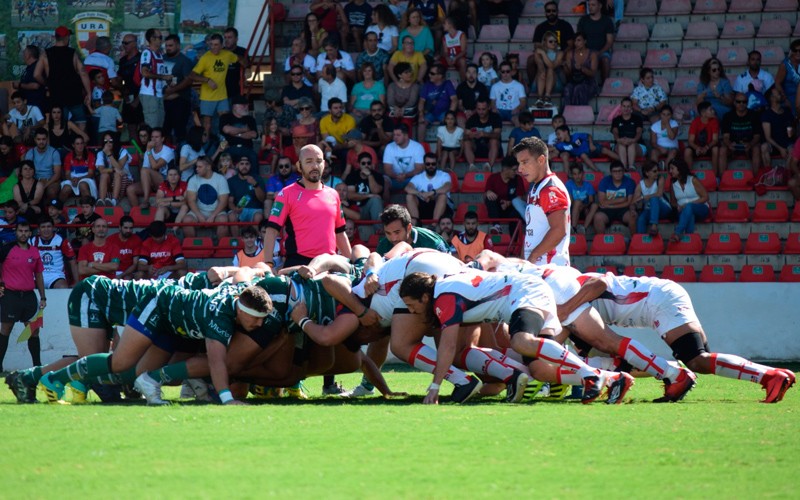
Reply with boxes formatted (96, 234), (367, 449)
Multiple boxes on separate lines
(555, 132), (592, 157)
(421, 80), (456, 116)
(345, 1), (373, 28)
(565, 179), (596, 203)
(510, 126), (541, 145)
(597, 175), (636, 201)
(266, 172), (300, 193)
(228, 175), (264, 210)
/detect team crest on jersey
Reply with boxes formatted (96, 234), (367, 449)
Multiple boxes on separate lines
(270, 201), (284, 218)
(92, 252), (106, 262)
(548, 190), (558, 205)
(470, 275), (483, 287)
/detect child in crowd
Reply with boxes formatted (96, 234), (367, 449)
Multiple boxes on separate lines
(89, 69), (108, 109)
(5, 92), (45, 144)
(555, 125), (618, 171)
(215, 152), (236, 179)
(564, 163), (599, 234)
(546, 114), (566, 159)
(436, 110), (463, 172)
(477, 52), (498, 88)
(506, 111), (540, 152)
(93, 91), (123, 144)
(649, 104), (679, 169)
(260, 118), (281, 173)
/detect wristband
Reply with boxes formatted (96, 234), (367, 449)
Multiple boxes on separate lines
(219, 389), (234, 404)
(299, 317), (311, 332)
(428, 383), (440, 392)
(357, 307), (368, 318)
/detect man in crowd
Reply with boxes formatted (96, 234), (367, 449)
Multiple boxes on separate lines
(227, 155), (266, 235)
(405, 152), (453, 223)
(358, 100), (395, 153)
(464, 98), (503, 172)
(456, 64), (489, 129)
(77, 218), (120, 279)
(183, 156), (231, 240)
(223, 27), (250, 103)
(265, 156), (300, 213)
(30, 216), (78, 289)
(162, 34), (195, 144)
(220, 96), (259, 168)
(140, 127), (175, 209)
(452, 210), (493, 263)
(139, 28), (170, 128)
(106, 215), (142, 280)
(720, 92), (763, 176)
(137, 220), (187, 280)
(25, 128), (62, 203)
(192, 33), (244, 136)
(383, 123), (425, 192)
(118, 33), (144, 139)
(577, 0), (615, 83)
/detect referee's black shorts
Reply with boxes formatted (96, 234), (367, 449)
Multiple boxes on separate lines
(0, 290), (38, 324)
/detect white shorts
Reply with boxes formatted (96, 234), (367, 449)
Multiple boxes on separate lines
(43, 271), (67, 288)
(60, 178), (98, 199)
(649, 281), (700, 338)
(509, 279), (562, 336)
(369, 291), (399, 329)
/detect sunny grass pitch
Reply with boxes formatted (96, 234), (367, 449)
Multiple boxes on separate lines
(1, 369), (797, 498)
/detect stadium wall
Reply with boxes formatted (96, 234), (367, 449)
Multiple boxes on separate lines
(3, 283), (799, 371)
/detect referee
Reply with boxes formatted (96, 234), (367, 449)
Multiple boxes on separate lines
(0, 222), (46, 373)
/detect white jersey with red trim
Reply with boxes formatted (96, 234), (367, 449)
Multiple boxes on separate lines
(30, 234), (75, 288)
(524, 173), (571, 266)
(583, 273), (700, 338)
(501, 261), (588, 325)
(432, 270), (561, 334)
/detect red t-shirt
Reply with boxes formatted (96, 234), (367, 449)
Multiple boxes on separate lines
(77, 240), (121, 278)
(107, 233), (142, 273)
(0, 244), (44, 291)
(688, 117), (720, 147)
(486, 172), (526, 202)
(158, 180), (188, 198)
(139, 234), (184, 269)
(63, 151), (97, 180)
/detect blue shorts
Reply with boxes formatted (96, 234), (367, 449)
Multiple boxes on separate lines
(497, 109), (514, 121)
(200, 99), (230, 117)
(238, 207), (262, 222)
(126, 313), (174, 352)
(390, 176), (411, 191)
(65, 104), (88, 124)
(425, 110), (446, 124)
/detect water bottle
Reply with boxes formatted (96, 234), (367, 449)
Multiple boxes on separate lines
(238, 195), (250, 208)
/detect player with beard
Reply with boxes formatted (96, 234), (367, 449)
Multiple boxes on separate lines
(451, 210), (492, 263)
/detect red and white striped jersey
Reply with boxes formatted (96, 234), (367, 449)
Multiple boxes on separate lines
(524, 173), (571, 266)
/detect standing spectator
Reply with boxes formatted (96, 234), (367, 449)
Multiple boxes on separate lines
(383, 123), (425, 191)
(400, 8), (435, 59)
(533, 32), (565, 107)
(265, 156), (300, 214)
(440, 17), (467, 81)
(417, 64), (457, 140)
(162, 34), (195, 144)
(506, 111), (541, 152)
(367, 4), (400, 53)
(139, 28), (170, 128)
(634, 161), (671, 236)
(25, 128), (62, 203)
(594, 160), (637, 235)
(223, 27), (250, 102)
(349, 63), (386, 119)
(92, 92), (123, 144)
(512, 137), (571, 266)
(478, 0), (523, 44)
(386, 63), (421, 124)
(631, 68), (668, 122)
(564, 163), (599, 234)
(685, 101), (720, 172)
(318, 65), (349, 113)
(0, 222), (46, 371)
(576, 0), (615, 83)
(775, 39), (800, 115)
(5, 92), (44, 145)
(562, 32), (599, 106)
(106, 215), (142, 280)
(649, 105), (680, 168)
(96, 132), (140, 208)
(155, 165), (188, 223)
(191, 34), (242, 136)
(668, 158), (710, 242)
(76, 218), (120, 279)
(140, 127), (175, 209)
(436, 110), (464, 172)
(345, 0), (373, 52)
(456, 63), (489, 128)
(485, 156), (526, 228)
(388, 36), (428, 85)
(733, 50), (775, 97)
(59, 136), (97, 204)
(220, 96), (259, 168)
(526, 1), (575, 87)
(227, 155), (266, 234)
(356, 32), (390, 82)
(611, 98), (644, 170)
(316, 37), (357, 85)
(14, 160), (44, 223)
(464, 98), (502, 172)
(345, 151), (384, 234)
(451, 210), (493, 263)
(283, 65), (315, 110)
(285, 38), (317, 85)
(118, 33), (144, 140)
(697, 58), (734, 121)
(375, 203), (447, 255)
(555, 125), (618, 172)
(183, 156), (231, 239)
(34, 26), (92, 131)
(311, 0), (350, 46)
(31, 216), (78, 288)
(137, 220), (187, 280)
(760, 87), (796, 169)
(405, 152), (453, 222)
(720, 93), (763, 176)
(490, 61), (527, 125)
(83, 36), (120, 90)
(13, 45), (46, 112)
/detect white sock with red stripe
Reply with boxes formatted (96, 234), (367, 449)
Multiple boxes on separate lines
(583, 356), (620, 372)
(711, 353), (769, 383)
(493, 348), (530, 372)
(535, 338), (596, 379)
(408, 343), (471, 386)
(460, 348), (514, 383)
(618, 338), (679, 381)
(555, 368), (584, 386)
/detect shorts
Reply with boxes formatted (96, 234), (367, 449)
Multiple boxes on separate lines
(649, 281), (700, 338)
(441, 146), (461, 152)
(140, 94), (165, 128)
(368, 292), (395, 328)
(43, 271), (68, 289)
(599, 206), (629, 223)
(236, 207), (261, 222)
(508, 279), (561, 335)
(125, 312), (174, 352)
(424, 111), (446, 124)
(200, 99), (230, 117)
(65, 104), (88, 124)
(122, 99), (144, 125)
(60, 178), (98, 198)
(390, 176), (411, 191)
(113, 173), (134, 196)
(0, 290), (38, 324)
(497, 109), (514, 121)
(187, 209), (229, 221)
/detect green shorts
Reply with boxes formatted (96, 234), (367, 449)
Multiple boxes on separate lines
(67, 280), (114, 338)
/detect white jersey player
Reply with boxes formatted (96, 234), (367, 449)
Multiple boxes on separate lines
(30, 218), (77, 288)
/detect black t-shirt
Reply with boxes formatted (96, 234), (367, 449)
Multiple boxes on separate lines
(722, 110), (762, 144)
(219, 113), (258, 148)
(20, 62), (46, 111)
(466, 112), (503, 140)
(118, 53), (140, 97)
(611, 113), (643, 139)
(533, 19), (575, 50)
(345, 170), (380, 206)
(576, 15), (615, 52)
(761, 107), (794, 148)
(456, 81), (489, 112)
(358, 114), (396, 142)
(281, 83), (315, 103)
(344, 1), (373, 28)
(225, 46), (248, 99)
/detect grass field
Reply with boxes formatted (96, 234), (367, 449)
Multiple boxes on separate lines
(1, 368), (797, 498)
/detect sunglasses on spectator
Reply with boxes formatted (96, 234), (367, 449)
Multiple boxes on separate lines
(735, 99), (747, 104)
(792, 48), (800, 53)
(710, 67), (720, 72)
(122, 40), (135, 45)
(500, 69), (511, 73)
(425, 162), (437, 166)
(104, 139), (114, 143)
(291, 72), (303, 76)
(429, 71), (440, 76)
(360, 161), (372, 165)
(546, 39), (557, 44)
(300, 106), (311, 110)
(546, 8), (557, 12)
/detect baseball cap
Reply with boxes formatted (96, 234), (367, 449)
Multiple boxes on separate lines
(231, 96), (248, 106)
(55, 26), (72, 38)
(343, 129), (363, 141)
(50, 199), (64, 210)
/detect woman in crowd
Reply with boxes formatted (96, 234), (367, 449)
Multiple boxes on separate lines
(634, 160), (671, 236)
(631, 67), (668, 122)
(367, 4), (399, 53)
(562, 32), (598, 106)
(697, 58), (734, 120)
(349, 62), (386, 120)
(668, 158), (709, 243)
(13, 160), (44, 222)
(400, 7), (434, 60)
(96, 132), (140, 208)
(155, 165), (188, 223)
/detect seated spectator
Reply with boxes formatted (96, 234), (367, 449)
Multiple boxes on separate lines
(310, 0), (350, 48)
(265, 156), (300, 214)
(0, 136), (18, 178)
(436, 110), (464, 172)
(220, 96), (259, 169)
(436, 214), (458, 255)
(336, 182), (360, 220)
(456, 63), (489, 128)
(5, 91), (45, 145)
(47, 199), (67, 228)
(611, 98), (644, 170)
(478, 0), (522, 43)
(383, 123), (424, 191)
(452, 210), (493, 263)
(720, 93), (763, 176)
(292, 97), (320, 144)
(59, 136), (97, 204)
(417, 63), (457, 140)
(649, 105), (680, 169)
(137, 220), (187, 280)
(400, 8), (435, 59)
(631, 68), (668, 122)
(343, 129), (378, 178)
(634, 160), (671, 236)
(319, 97), (357, 169)
(344, 0), (373, 52)
(668, 158), (709, 242)
(775, 39), (800, 115)
(697, 58), (734, 122)
(344, 217), (366, 246)
(318, 64), (349, 114)
(283, 126), (315, 166)
(69, 196), (102, 248)
(477, 52), (499, 88)
(284, 38), (317, 85)
(464, 98), (502, 171)
(140, 127), (175, 209)
(0, 201), (26, 243)
(594, 160), (637, 235)
(555, 125), (618, 172)
(76, 218), (120, 279)
(533, 31), (565, 107)
(507, 111), (541, 152)
(485, 156), (526, 229)
(349, 62), (386, 120)
(366, 4), (400, 53)
(178, 126), (205, 181)
(564, 163), (599, 234)
(505, 52), (527, 89)
(259, 117), (282, 172)
(232, 225), (266, 268)
(405, 152), (453, 222)
(546, 114), (566, 159)
(316, 37), (357, 85)
(576, 0), (614, 83)
(562, 32), (598, 106)
(321, 159), (344, 188)
(46, 105), (89, 158)
(304, 12), (330, 57)
(96, 132), (140, 208)
(440, 17), (468, 82)
(183, 156), (230, 239)
(25, 127), (62, 202)
(227, 155), (266, 235)
(527, 1), (575, 87)
(282, 64), (315, 109)
(154, 165), (188, 223)
(490, 60), (527, 125)
(388, 36), (428, 85)
(215, 152), (236, 179)
(684, 101), (720, 172)
(760, 87), (796, 169)
(106, 216), (141, 280)
(345, 151), (384, 233)
(14, 160), (43, 223)
(262, 97), (296, 140)
(386, 63), (421, 122)
(733, 50), (775, 100)
(358, 101), (395, 154)
(788, 138), (800, 201)
(356, 31), (390, 82)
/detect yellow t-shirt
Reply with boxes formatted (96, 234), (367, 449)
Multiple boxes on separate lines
(390, 51), (426, 82)
(319, 113), (357, 146)
(193, 49), (239, 102)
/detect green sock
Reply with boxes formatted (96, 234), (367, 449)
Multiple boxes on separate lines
(50, 353), (111, 385)
(93, 366), (137, 385)
(360, 375), (375, 391)
(20, 366), (42, 386)
(148, 362), (189, 384)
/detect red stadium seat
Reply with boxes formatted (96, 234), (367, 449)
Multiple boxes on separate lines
(692, 0), (727, 14)
(718, 170), (754, 191)
(756, 18), (792, 38)
(658, 0), (691, 14)
(728, 0), (765, 12)
(589, 233), (626, 255)
(644, 48), (678, 68)
(755, 45), (785, 65)
(610, 49), (643, 69)
(784, 233), (800, 254)
(569, 233), (588, 256)
(478, 24), (510, 42)
(96, 206), (124, 226)
(585, 265), (616, 275)
(752, 200), (788, 222)
(130, 206), (157, 227)
(671, 76), (700, 97)
(616, 22), (650, 42)
(650, 23), (685, 41)
(700, 264), (736, 282)
(792, 203), (800, 222)
(562, 105), (595, 125)
(764, 0), (798, 11)
(624, 265), (657, 277)
(625, 0), (658, 15)
(511, 24), (536, 42)
(489, 233), (511, 255)
(779, 264), (800, 282)
(685, 21), (719, 41)
(63, 206), (80, 222)
(582, 171), (602, 191)
(595, 104), (618, 126)
(661, 265), (697, 282)
(666, 233), (702, 254)
(744, 232), (781, 254)
(215, 237), (243, 258)
(714, 200), (750, 222)
(692, 170), (717, 192)
(678, 48), (713, 68)
(716, 46), (749, 67)
(182, 237), (214, 258)
(460, 172), (488, 193)
(720, 20), (756, 40)
(704, 232), (742, 254)
(600, 77), (634, 97)
(627, 234), (665, 255)
(453, 202), (489, 223)
(740, 265), (776, 282)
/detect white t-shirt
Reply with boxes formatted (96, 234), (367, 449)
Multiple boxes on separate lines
(84, 51), (118, 79)
(524, 173), (571, 266)
(436, 126), (464, 149)
(139, 48), (168, 97)
(408, 170), (452, 198)
(187, 172), (230, 217)
(318, 77), (348, 112)
(143, 145), (175, 177)
(179, 144), (203, 181)
(8, 105), (44, 129)
(315, 51), (355, 74)
(490, 80), (527, 111)
(651, 119), (679, 149)
(284, 53), (317, 86)
(96, 148), (133, 178)
(366, 24), (399, 52)
(382, 139), (425, 176)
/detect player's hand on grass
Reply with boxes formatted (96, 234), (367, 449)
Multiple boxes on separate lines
(423, 389), (439, 404)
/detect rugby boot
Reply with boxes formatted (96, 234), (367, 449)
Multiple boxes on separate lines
(659, 368), (697, 402)
(134, 373), (170, 406)
(38, 373), (67, 403)
(605, 372), (635, 404)
(68, 381), (88, 404)
(761, 369), (793, 403)
(505, 370), (530, 403)
(580, 375), (604, 404)
(450, 377), (483, 403)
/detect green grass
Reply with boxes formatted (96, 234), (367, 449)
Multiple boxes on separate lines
(1, 369), (798, 498)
